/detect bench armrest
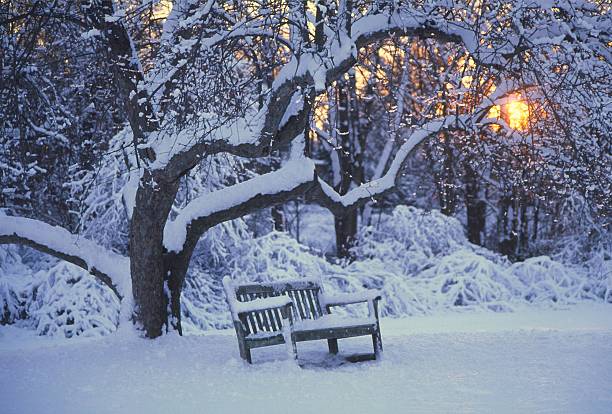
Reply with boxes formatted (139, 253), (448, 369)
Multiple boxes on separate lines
(322, 291), (382, 320)
(322, 291), (382, 307)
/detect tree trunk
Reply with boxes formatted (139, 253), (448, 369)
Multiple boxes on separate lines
(498, 193), (516, 257)
(464, 163), (485, 245)
(334, 210), (357, 260)
(440, 132), (456, 216)
(271, 206), (285, 231)
(332, 74), (360, 259)
(532, 199), (540, 242)
(519, 196), (529, 257)
(130, 170), (179, 338)
(164, 240), (198, 336)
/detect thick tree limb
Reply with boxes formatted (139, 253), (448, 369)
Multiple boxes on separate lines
(0, 216), (130, 300)
(163, 158), (317, 252)
(82, 0), (158, 161)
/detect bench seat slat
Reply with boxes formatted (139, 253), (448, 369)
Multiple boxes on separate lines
(294, 325), (376, 342)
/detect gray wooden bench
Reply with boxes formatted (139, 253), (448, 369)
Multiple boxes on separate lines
(223, 276), (382, 364)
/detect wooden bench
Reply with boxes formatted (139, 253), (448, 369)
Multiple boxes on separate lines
(223, 277), (383, 364)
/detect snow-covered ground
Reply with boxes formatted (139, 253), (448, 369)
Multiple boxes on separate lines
(2, 304), (611, 414)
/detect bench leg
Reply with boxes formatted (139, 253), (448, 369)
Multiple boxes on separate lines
(328, 338), (339, 354)
(238, 340), (252, 364)
(372, 330), (383, 359)
(288, 333), (298, 362)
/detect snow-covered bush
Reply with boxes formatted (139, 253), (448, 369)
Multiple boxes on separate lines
(353, 206), (467, 275)
(180, 218), (250, 331)
(26, 262), (120, 337)
(0, 246), (120, 338)
(178, 206), (611, 330)
(336, 259), (420, 316)
(353, 206), (507, 276)
(181, 268), (230, 332)
(535, 194), (612, 302)
(359, 206), (469, 255)
(0, 245), (31, 324)
(0, 278), (25, 324)
(413, 250), (520, 312)
(228, 231), (336, 282)
(509, 256), (603, 304)
(550, 232), (612, 304)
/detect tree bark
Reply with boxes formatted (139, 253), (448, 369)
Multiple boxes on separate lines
(271, 206), (285, 231)
(464, 163), (485, 245)
(130, 170), (179, 338)
(440, 132), (456, 216)
(164, 239), (199, 336)
(334, 211), (357, 260)
(332, 75), (359, 259)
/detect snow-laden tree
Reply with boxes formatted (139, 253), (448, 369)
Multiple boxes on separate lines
(1, 0), (609, 337)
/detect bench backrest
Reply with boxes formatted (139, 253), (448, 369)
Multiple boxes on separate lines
(227, 278), (325, 336)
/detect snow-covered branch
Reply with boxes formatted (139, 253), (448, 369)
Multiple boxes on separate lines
(163, 158), (317, 253)
(144, 3), (520, 177)
(0, 215), (130, 301)
(312, 116), (460, 214)
(312, 80), (525, 214)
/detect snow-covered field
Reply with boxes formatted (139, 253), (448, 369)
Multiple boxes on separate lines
(2, 304), (611, 414)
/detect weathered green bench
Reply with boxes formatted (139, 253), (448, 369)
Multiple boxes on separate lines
(223, 276), (383, 364)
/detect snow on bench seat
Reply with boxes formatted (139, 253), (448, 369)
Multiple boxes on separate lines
(294, 315), (377, 332)
(246, 331), (285, 341)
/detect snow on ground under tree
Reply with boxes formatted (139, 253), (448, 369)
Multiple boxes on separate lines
(1, 304), (611, 414)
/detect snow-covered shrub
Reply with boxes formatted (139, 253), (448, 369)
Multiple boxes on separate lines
(182, 232), (332, 330)
(191, 232), (367, 320)
(3, 203), (610, 337)
(0, 247), (120, 338)
(228, 231), (335, 282)
(26, 262), (120, 337)
(550, 231), (612, 304)
(181, 268), (231, 332)
(585, 244), (612, 303)
(536, 194), (612, 302)
(414, 250), (520, 312)
(180, 218), (250, 331)
(187, 207), (611, 329)
(353, 206), (466, 274)
(509, 256), (601, 304)
(0, 278), (24, 324)
(0, 246), (30, 324)
(338, 259), (422, 317)
(353, 205), (508, 276)
(363, 206), (469, 254)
